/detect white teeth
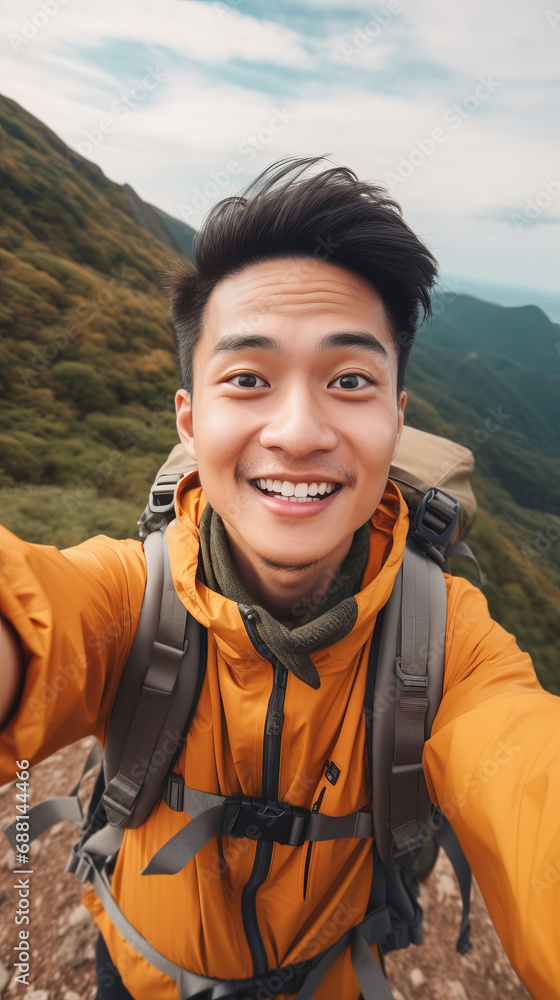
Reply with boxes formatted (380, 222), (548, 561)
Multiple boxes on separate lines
(254, 478), (339, 498)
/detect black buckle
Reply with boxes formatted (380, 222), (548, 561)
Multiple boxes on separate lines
(415, 488), (459, 543)
(164, 772), (185, 812)
(222, 797), (310, 846)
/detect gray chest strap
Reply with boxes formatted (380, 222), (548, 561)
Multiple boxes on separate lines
(142, 778), (374, 876)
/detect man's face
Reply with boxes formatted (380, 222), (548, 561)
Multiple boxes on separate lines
(176, 256), (406, 574)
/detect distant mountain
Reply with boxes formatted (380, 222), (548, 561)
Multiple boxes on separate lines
(122, 183), (185, 257)
(155, 206), (196, 259)
(120, 182), (197, 259)
(0, 93), (558, 692)
(442, 274), (560, 324)
(408, 292), (560, 488)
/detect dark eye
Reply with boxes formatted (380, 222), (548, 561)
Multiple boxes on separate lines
(330, 374), (370, 389)
(230, 374), (268, 388)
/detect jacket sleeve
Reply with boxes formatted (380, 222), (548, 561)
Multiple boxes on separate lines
(423, 575), (560, 1000)
(0, 525), (146, 785)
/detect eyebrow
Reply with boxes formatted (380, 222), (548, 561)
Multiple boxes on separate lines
(213, 334), (280, 355)
(213, 330), (391, 362)
(318, 331), (390, 362)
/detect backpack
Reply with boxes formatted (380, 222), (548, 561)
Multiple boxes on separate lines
(4, 425), (480, 1000)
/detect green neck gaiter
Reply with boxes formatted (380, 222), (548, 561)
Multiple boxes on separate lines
(197, 503), (370, 690)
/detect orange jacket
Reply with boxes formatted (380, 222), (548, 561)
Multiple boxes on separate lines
(1, 475), (559, 999)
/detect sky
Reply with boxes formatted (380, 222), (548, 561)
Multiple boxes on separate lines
(2, 0), (560, 317)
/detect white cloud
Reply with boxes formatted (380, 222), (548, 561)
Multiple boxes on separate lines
(406, 0), (560, 83)
(4, 0), (313, 68)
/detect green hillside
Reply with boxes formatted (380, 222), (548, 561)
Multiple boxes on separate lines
(0, 93), (183, 535)
(0, 94), (559, 693)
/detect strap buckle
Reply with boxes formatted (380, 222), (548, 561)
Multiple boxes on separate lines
(415, 488), (459, 544)
(148, 475), (183, 516)
(102, 777), (138, 827)
(395, 658), (428, 690)
(222, 797), (310, 846)
(68, 851), (94, 884)
(164, 772), (185, 812)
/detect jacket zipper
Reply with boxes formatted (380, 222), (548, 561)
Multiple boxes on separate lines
(240, 609), (288, 976)
(303, 785), (326, 901)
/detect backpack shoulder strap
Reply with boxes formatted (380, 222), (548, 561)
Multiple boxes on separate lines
(370, 541), (446, 866)
(102, 527), (207, 829)
(367, 540), (473, 956)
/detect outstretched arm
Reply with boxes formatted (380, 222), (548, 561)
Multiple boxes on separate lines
(0, 525), (146, 782)
(424, 575), (560, 1000)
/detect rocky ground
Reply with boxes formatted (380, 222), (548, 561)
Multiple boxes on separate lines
(0, 739), (532, 1000)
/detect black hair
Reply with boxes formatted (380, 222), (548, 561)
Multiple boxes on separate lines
(165, 154), (438, 394)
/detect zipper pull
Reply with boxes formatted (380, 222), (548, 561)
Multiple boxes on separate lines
(325, 760), (341, 786)
(312, 786), (326, 813)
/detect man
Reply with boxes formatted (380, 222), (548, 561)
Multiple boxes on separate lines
(1, 156), (559, 999)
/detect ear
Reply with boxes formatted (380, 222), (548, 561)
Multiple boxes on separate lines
(175, 389), (197, 461)
(392, 390), (407, 461)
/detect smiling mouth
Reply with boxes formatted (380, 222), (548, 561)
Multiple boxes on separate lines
(250, 478), (342, 503)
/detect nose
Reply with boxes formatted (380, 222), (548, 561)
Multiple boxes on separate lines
(258, 382), (338, 457)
